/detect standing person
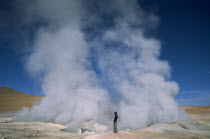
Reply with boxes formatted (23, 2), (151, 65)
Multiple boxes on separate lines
(113, 112), (118, 133)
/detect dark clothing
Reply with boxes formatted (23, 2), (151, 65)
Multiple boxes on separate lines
(113, 121), (118, 133)
(113, 115), (118, 133)
(114, 115), (118, 123)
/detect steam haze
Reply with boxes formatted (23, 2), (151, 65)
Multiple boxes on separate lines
(14, 0), (188, 131)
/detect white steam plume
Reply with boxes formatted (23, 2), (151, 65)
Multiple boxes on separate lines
(14, 0), (188, 132)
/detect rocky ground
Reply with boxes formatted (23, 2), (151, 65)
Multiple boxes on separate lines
(0, 87), (210, 139)
(0, 115), (210, 139)
(1, 106), (210, 139)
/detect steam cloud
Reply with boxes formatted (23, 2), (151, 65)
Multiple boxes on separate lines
(14, 0), (188, 132)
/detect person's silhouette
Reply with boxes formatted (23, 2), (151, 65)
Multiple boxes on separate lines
(113, 112), (118, 133)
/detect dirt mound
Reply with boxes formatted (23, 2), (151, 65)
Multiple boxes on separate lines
(0, 87), (42, 113)
(181, 106), (210, 123)
(181, 106), (210, 115)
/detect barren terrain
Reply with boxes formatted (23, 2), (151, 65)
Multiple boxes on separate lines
(0, 87), (42, 114)
(0, 87), (210, 139)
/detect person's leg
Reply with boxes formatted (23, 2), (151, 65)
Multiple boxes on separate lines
(114, 122), (118, 133)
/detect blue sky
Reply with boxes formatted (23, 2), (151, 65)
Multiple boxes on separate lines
(0, 0), (210, 106)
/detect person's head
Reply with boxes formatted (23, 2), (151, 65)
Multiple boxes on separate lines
(114, 112), (117, 115)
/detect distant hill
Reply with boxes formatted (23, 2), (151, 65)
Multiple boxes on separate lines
(181, 106), (210, 123)
(0, 87), (42, 113)
(0, 87), (209, 123)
